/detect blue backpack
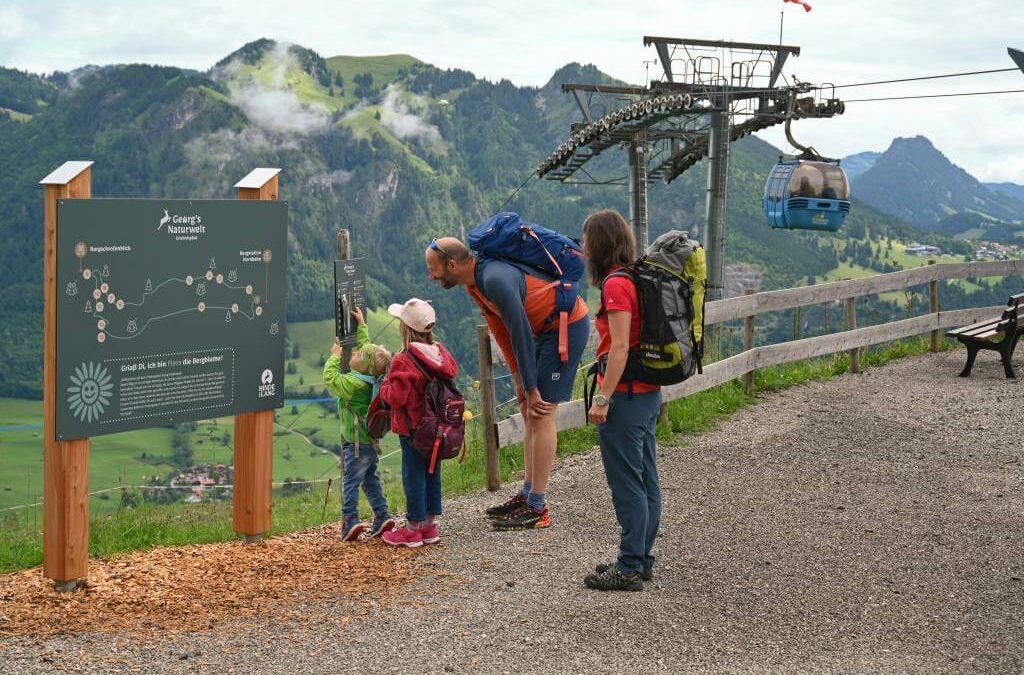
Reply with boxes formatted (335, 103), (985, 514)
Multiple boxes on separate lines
(468, 213), (585, 361)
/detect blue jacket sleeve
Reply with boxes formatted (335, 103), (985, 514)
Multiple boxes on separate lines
(480, 262), (538, 391)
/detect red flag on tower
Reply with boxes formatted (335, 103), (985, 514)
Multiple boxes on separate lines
(784, 0), (813, 11)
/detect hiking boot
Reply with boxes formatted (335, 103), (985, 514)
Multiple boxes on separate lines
(491, 505), (550, 531)
(342, 519), (366, 542)
(369, 517), (396, 538)
(382, 525), (423, 548)
(595, 562), (653, 582)
(584, 566), (643, 592)
(419, 523), (440, 545)
(485, 492), (526, 520)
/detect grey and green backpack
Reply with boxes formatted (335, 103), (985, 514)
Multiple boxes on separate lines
(585, 231), (707, 406)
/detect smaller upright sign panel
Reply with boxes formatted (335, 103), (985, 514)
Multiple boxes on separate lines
(334, 258), (367, 346)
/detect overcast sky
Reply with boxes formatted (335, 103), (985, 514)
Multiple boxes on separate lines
(4, 0), (1023, 182)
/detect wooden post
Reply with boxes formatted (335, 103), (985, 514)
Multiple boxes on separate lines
(233, 168), (281, 542)
(928, 260), (940, 353)
(846, 296), (860, 374)
(742, 289), (755, 395)
(41, 161), (94, 591)
(476, 325), (501, 492)
(793, 306), (801, 341)
(337, 230), (352, 373)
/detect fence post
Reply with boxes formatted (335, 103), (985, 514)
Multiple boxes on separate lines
(476, 325), (501, 492)
(743, 288), (755, 395)
(41, 161), (94, 591)
(928, 259), (940, 353)
(233, 168), (281, 543)
(846, 296), (860, 373)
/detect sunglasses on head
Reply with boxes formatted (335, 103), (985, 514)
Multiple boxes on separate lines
(430, 238), (456, 260)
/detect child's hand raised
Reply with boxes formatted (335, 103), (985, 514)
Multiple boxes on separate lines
(330, 337), (343, 357)
(351, 307), (365, 325)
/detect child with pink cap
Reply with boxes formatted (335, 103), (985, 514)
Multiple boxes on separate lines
(379, 298), (459, 547)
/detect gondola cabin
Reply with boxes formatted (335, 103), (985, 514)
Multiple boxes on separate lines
(763, 159), (851, 232)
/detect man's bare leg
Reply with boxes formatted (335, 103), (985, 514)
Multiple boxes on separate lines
(522, 416), (534, 488)
(528, 404), (557, 494)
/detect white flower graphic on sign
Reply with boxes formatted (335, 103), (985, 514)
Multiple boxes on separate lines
(67, 362), (113, 423)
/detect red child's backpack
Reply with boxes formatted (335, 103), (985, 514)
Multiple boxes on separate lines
(404, 350), (467, 474)
(365, 395), (392, 441)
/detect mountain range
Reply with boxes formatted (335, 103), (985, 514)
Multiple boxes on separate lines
(844, 137), (1024, 238)
(0, 40), (1014, 397)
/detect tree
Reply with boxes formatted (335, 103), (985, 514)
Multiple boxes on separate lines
(172, 436), (193, 468)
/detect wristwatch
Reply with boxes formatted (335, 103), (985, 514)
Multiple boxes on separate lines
(593, 393), (610, 407)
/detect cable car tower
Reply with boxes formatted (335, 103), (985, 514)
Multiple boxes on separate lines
(538, 36), (845, 301)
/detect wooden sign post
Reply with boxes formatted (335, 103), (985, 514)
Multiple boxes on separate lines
(337, 230), (352, 373)
(233, 168), (281, 543)
(40, 161), (94, 591)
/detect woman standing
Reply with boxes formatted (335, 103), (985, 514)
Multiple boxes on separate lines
(582, 209), (662, 592)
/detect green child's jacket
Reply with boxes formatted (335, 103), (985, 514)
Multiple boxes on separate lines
(323, 323), (375, 445)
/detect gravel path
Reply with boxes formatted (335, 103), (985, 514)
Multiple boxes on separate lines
(3, 350), (1022, 674)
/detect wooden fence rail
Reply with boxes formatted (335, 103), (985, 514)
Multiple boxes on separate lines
(475, 259), (1023, 464)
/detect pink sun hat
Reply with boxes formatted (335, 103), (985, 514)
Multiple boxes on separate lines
(387, 298), (436, 332)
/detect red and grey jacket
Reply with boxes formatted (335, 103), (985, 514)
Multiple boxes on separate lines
(379, 342), (459, 436)
(466, 258), (588, 392)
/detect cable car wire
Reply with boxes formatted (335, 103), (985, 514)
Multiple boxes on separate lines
(844, 87), (1024, 103)
(832, 67), (1019, 89)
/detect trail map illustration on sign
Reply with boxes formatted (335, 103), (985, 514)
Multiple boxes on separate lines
(334, 257), (367, 346)
(56, 199), (288, 440)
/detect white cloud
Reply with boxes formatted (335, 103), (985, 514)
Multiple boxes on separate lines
(0, 7), (29, 39)
(217, 41), (329, 135)
(379, 84), (442, 146)
(184, 127), (293, 171)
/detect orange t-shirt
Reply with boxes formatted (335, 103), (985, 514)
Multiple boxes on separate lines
(596, 269), (659, 394)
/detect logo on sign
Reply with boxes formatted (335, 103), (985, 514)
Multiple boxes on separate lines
(158, 208), (206, 241)
(258, 368), (276, 398)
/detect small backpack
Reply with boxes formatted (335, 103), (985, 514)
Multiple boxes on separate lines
(585, 231), (707, 408)
(404, 350), (467, 474)
(362, 379), (392, 441)
(468, 212), (585, 361)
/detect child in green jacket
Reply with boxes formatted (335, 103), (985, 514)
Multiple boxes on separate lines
(323, 307), (395, 541)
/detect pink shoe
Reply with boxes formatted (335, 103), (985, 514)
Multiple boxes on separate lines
(382, 525), (423, 548)
(420, 523), (440, 545)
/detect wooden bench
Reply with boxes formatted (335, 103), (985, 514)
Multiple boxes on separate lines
(946, 293), (1024, 378)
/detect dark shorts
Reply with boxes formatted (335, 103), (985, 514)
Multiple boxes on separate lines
(535, 318), (590, 403)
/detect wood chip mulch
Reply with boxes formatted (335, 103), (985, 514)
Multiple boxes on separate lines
(0, 525), (423, 639)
